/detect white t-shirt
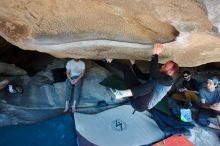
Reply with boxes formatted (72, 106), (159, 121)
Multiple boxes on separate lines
(66, 59), (85, 77)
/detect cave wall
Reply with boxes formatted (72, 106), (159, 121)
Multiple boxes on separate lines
(0, 0), (220, 67)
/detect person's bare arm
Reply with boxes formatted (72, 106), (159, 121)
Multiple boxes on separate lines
(153, 43), (163, 55)
(75, 70), (85, 82)
(190, 90), (199, 94)
(181, 88), (199, 94)
(66, 69), (75, 85)
(66, 69), (71, 80)
(200, 103), (211, 109)
(209, 103), (220, 111)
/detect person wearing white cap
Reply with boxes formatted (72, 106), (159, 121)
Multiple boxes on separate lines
(197, 77), (220, 130)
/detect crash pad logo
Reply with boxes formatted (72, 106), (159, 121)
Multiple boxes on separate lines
(111, 119), (127, 131)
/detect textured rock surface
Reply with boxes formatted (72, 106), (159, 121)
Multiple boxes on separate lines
(0, 61), (122, 126)
(0, 62), (27, 76)
(0, 0), (220, 66)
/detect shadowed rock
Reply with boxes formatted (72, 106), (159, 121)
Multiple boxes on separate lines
(0, 0), (219, 66)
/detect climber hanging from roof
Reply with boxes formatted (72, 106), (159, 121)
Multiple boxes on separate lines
(107, 43), (179, 112)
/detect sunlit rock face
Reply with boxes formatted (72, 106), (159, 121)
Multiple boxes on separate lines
(0, 0), (219, 67)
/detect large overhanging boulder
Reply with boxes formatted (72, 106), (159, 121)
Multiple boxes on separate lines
(0, 0), (220, 67)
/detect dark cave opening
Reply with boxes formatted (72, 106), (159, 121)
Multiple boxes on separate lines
(0, 37), (57, 76)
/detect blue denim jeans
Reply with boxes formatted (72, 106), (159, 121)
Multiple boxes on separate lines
(64, 76), (83, 102)
(149, 109), (194, 136)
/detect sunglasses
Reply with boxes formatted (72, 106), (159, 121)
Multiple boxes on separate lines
(183, 75), (188, 78)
